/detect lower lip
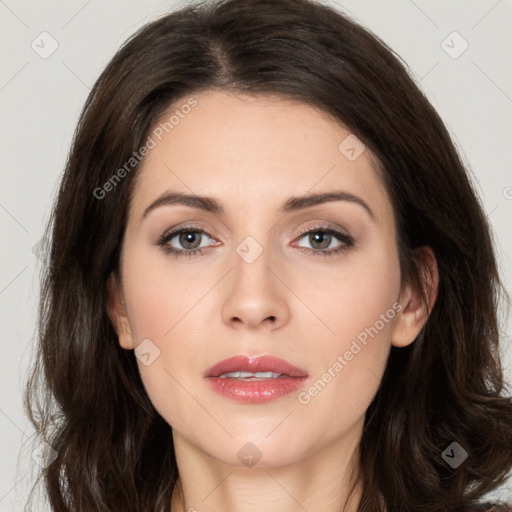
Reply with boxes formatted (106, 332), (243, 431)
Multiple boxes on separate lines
(205, 376), (308, 403)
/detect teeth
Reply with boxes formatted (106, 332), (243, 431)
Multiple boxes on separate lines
(218, 371), (284, 379)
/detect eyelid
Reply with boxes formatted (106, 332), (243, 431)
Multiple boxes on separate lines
(295, 221), (351, 238)
(157, 220), (351, 244)
(156, 222), (214, 244)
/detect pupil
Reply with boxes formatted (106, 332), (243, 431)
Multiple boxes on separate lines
(181, 231), (200, 249)
(311, 232), (330, 249)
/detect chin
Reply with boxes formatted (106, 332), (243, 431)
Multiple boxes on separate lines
(204, 434), (311, 470)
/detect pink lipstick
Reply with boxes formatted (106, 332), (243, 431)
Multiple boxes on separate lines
(204, 355), (308, 404)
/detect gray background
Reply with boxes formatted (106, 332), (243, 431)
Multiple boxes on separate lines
(1, 0), (511, 510)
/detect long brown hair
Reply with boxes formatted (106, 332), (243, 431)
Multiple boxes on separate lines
(23, 0), (512, 510)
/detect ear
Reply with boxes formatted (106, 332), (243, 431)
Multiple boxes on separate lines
(391, 246), (439, 348)
(106, 272), (135, 350)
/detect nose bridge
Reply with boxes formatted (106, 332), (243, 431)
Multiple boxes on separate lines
(227, 198), (277, 271)
(226, 201), (292, 290)
(232, 232), (275, 289)
(220, 228), (289, 329)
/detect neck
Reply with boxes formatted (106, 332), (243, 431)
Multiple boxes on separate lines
(169, 420), (364, 512)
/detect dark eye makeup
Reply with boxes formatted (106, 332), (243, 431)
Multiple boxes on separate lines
(155, 222), (355, 259)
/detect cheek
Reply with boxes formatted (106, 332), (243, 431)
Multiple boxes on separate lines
(317, 237), (401, 354)
(297, 242), (401, 420)
(121, 244), (194, 341)
(119, 240), (213, 412)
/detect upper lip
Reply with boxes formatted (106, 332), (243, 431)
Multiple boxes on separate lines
(204, 355), (308, 378)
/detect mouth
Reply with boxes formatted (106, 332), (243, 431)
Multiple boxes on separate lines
(204, 355), (308, 403)
(217, 371), (289, 380)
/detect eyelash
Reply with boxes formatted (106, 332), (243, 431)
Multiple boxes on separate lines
(157, 223), (354, 259)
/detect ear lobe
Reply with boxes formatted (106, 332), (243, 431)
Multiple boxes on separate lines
(106, 272), (135, 350)
(391, 246), (439, 348)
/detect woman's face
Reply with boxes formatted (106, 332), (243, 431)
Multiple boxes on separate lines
(110, 89), (414, 468)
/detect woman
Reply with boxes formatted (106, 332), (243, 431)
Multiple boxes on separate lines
(23, 0), (512, 510)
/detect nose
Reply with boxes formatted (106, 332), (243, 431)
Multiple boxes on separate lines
(220, 241), (291, 331)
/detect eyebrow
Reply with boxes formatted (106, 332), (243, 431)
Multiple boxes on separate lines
(142, 190), (375, 221)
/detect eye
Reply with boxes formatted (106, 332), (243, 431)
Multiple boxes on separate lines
(293, 223), (354, 257)
(156, 222), (354, 259)
(157, 225), (218, 258)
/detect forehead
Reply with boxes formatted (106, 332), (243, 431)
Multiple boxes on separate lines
(130, 89), (391, 223)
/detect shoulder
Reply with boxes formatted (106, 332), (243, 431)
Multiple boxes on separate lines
(464, 503), (512, 511)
